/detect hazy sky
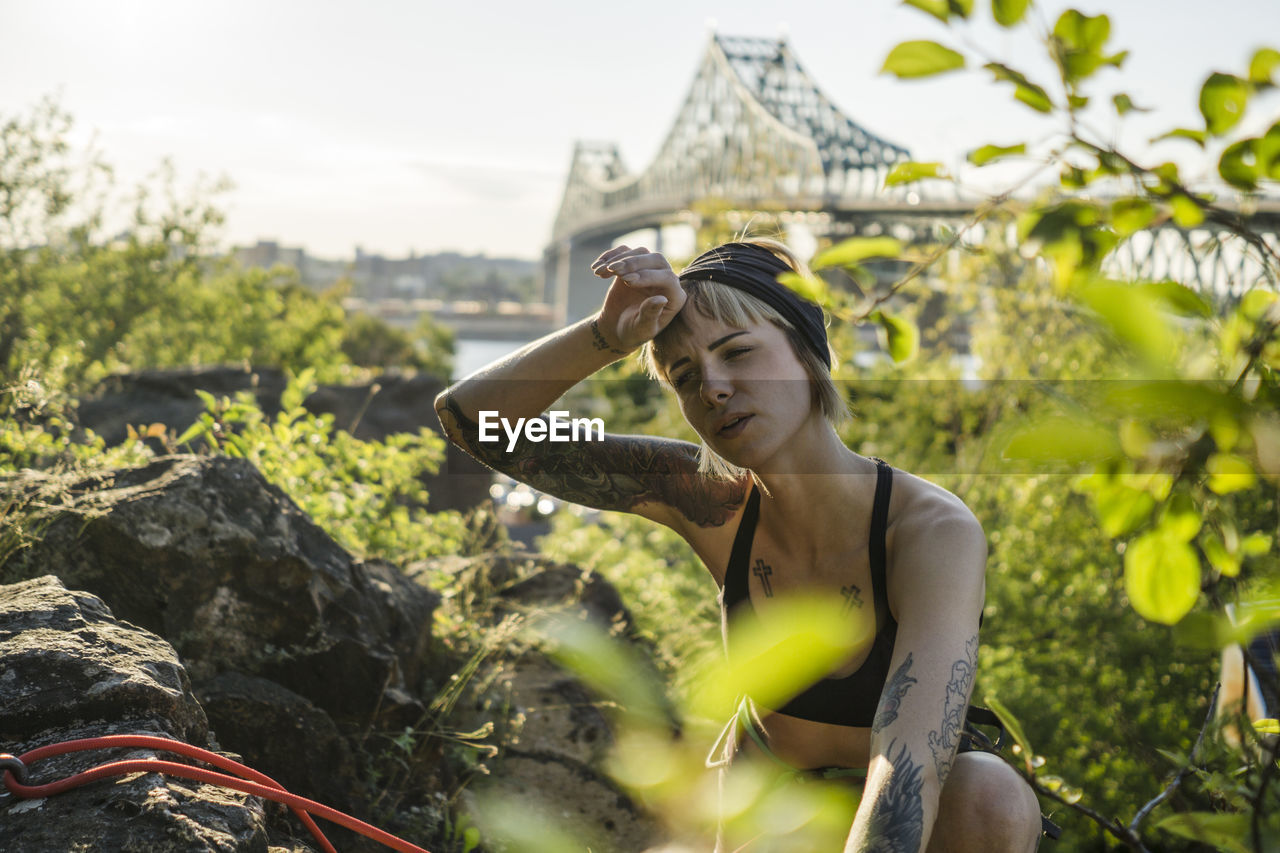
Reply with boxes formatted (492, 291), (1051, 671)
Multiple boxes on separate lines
(4, 0), (1277, 260)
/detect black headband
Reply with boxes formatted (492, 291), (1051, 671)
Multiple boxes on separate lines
(678, 242), (830, 368)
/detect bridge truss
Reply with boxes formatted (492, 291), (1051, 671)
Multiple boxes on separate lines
(545, 33), (1280, 324)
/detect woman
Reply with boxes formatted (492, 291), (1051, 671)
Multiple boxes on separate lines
(435, 240), (1044, 852)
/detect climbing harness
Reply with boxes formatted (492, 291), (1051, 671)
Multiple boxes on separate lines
(0, 734), (430, 853)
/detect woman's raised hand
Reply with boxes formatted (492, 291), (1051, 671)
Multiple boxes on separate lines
(591, 246), (687, 351)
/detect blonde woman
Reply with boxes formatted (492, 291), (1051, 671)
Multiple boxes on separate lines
(435, 241), (1044, 852)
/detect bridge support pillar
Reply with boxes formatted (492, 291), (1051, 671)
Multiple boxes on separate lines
(544, 234), (616, 326)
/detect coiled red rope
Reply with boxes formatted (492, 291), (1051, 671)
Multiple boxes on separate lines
(1, 735), (429, 853)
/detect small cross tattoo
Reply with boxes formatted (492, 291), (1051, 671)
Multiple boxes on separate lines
(752, 559), (774, 597)
(841, 584), (863, 613)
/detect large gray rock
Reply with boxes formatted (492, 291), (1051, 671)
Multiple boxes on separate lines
(2, 455), (443, 728)
(0, 575), (307, 852)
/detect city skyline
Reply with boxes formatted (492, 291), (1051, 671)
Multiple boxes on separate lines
(4, 0), (1278, 261)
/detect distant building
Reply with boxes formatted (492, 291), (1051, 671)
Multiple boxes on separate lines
(234, 240), (349, 292)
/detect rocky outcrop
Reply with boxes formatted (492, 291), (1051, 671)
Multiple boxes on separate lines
(3, 455), (442, 728)
(0, 575), (305, 852)
(2, 455), (669, 852)
(76, 366), (491, 511)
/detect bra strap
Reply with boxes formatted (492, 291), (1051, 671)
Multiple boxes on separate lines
(869, 458), (893, 619)
(723, 485), (760, 610)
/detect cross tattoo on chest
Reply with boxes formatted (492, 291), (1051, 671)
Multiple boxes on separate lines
(841, 584), (864, 613)
(752, 559), (774, 597)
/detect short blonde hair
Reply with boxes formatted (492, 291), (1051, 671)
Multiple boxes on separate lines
(642, 239), (849, 479)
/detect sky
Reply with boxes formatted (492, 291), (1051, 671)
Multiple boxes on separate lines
(3, 0), (1278, 261)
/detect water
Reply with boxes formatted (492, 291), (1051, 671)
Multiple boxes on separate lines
(452, 338), (532, 380)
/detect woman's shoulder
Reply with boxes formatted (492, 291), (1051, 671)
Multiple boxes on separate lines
(882, 465), (986, 581)
(884, 464), (982, 536)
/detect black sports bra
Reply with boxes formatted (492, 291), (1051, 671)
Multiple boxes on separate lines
(720, 457), (896, 727)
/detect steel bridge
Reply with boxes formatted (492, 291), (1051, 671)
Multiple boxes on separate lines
(543, 33), (1280, 324)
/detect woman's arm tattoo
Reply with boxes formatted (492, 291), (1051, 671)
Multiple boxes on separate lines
(854, 739), (925, 853)
(437, 395), (745, 527)
(872, 653), (918, 734)
(928, 634), (979, 784)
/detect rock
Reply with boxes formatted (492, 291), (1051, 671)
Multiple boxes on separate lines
(2, 455), (443, 729)
(0, 575), (307, 852)
(422, 553), (666, 852)
(75, 366), (492, 511)
(195, 673), (360, 816)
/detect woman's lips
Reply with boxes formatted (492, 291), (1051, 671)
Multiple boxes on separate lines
(717, 414), (753, 438)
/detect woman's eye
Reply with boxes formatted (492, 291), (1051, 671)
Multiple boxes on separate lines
(673, 371), (696, 389)
(725, 347), (751, 360)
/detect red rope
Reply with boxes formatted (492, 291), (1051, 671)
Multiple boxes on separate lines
(1, 735), (429, 853)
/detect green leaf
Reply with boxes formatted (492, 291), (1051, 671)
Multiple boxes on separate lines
(1138, 280), (1212, 318)
(1053, 10), (1111, 54)
(1170, 194), (1206, 227)
(1159, 493), (1202, 542)
(1219, 138), (1260, 190)
(777, 271), (830, 304)
(1241, 532), (1271, 556)
(1157, 812), (1252, 853)
(1112, 93), (1148, 116)
(1199, 72), (1251, 136)
(1124, 531), (1200, 625)
(1109, 198), (1156, 237)
(810, 237), (902, 270)
(1052, 10), (1113, 82)
(1259, 121), (1280, 179)
(1002, 415), (1122, 464)
(885, 160), (947, 185)
(1093, 482), (1156, 537)
(1248, 47), (1280, 84)
(985, 63), (1054, 112)
(174, 421), (207, 447)
(992, 0), (1028, 27)
(902, 0), (950, 21)
(539, 615), (667, 727)
(869, 309), (919, 362)
(1206, 453), (1256, 494)
(881, 40), (966, 79)
(692, 595), (873, 718)
(1151, 127), (1207, 148)
(1077, 280), (1174, 362)
(983, 694), (1035, 774)
(1101, 381), (1241, 423)
(1174, 610), (1239, 649)
(1201, 532), (1241, 578)
(1256, 718), (1280, 735)
(967, 142), (1026, 166)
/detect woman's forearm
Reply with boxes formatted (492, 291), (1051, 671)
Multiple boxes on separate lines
(434, 314), (632, 426)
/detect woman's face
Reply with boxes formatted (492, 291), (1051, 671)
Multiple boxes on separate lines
(659, 310), (820, 473)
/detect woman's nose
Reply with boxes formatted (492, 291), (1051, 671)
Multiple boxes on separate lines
(699, 370), (732, 407)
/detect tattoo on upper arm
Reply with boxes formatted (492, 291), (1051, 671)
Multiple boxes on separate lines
(841, 583), (863, 613)
(928, 634), (979, 784)
(437, 395), (745, 527)
(872, 653), (917, 734)
(860, 739), (925, 853)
